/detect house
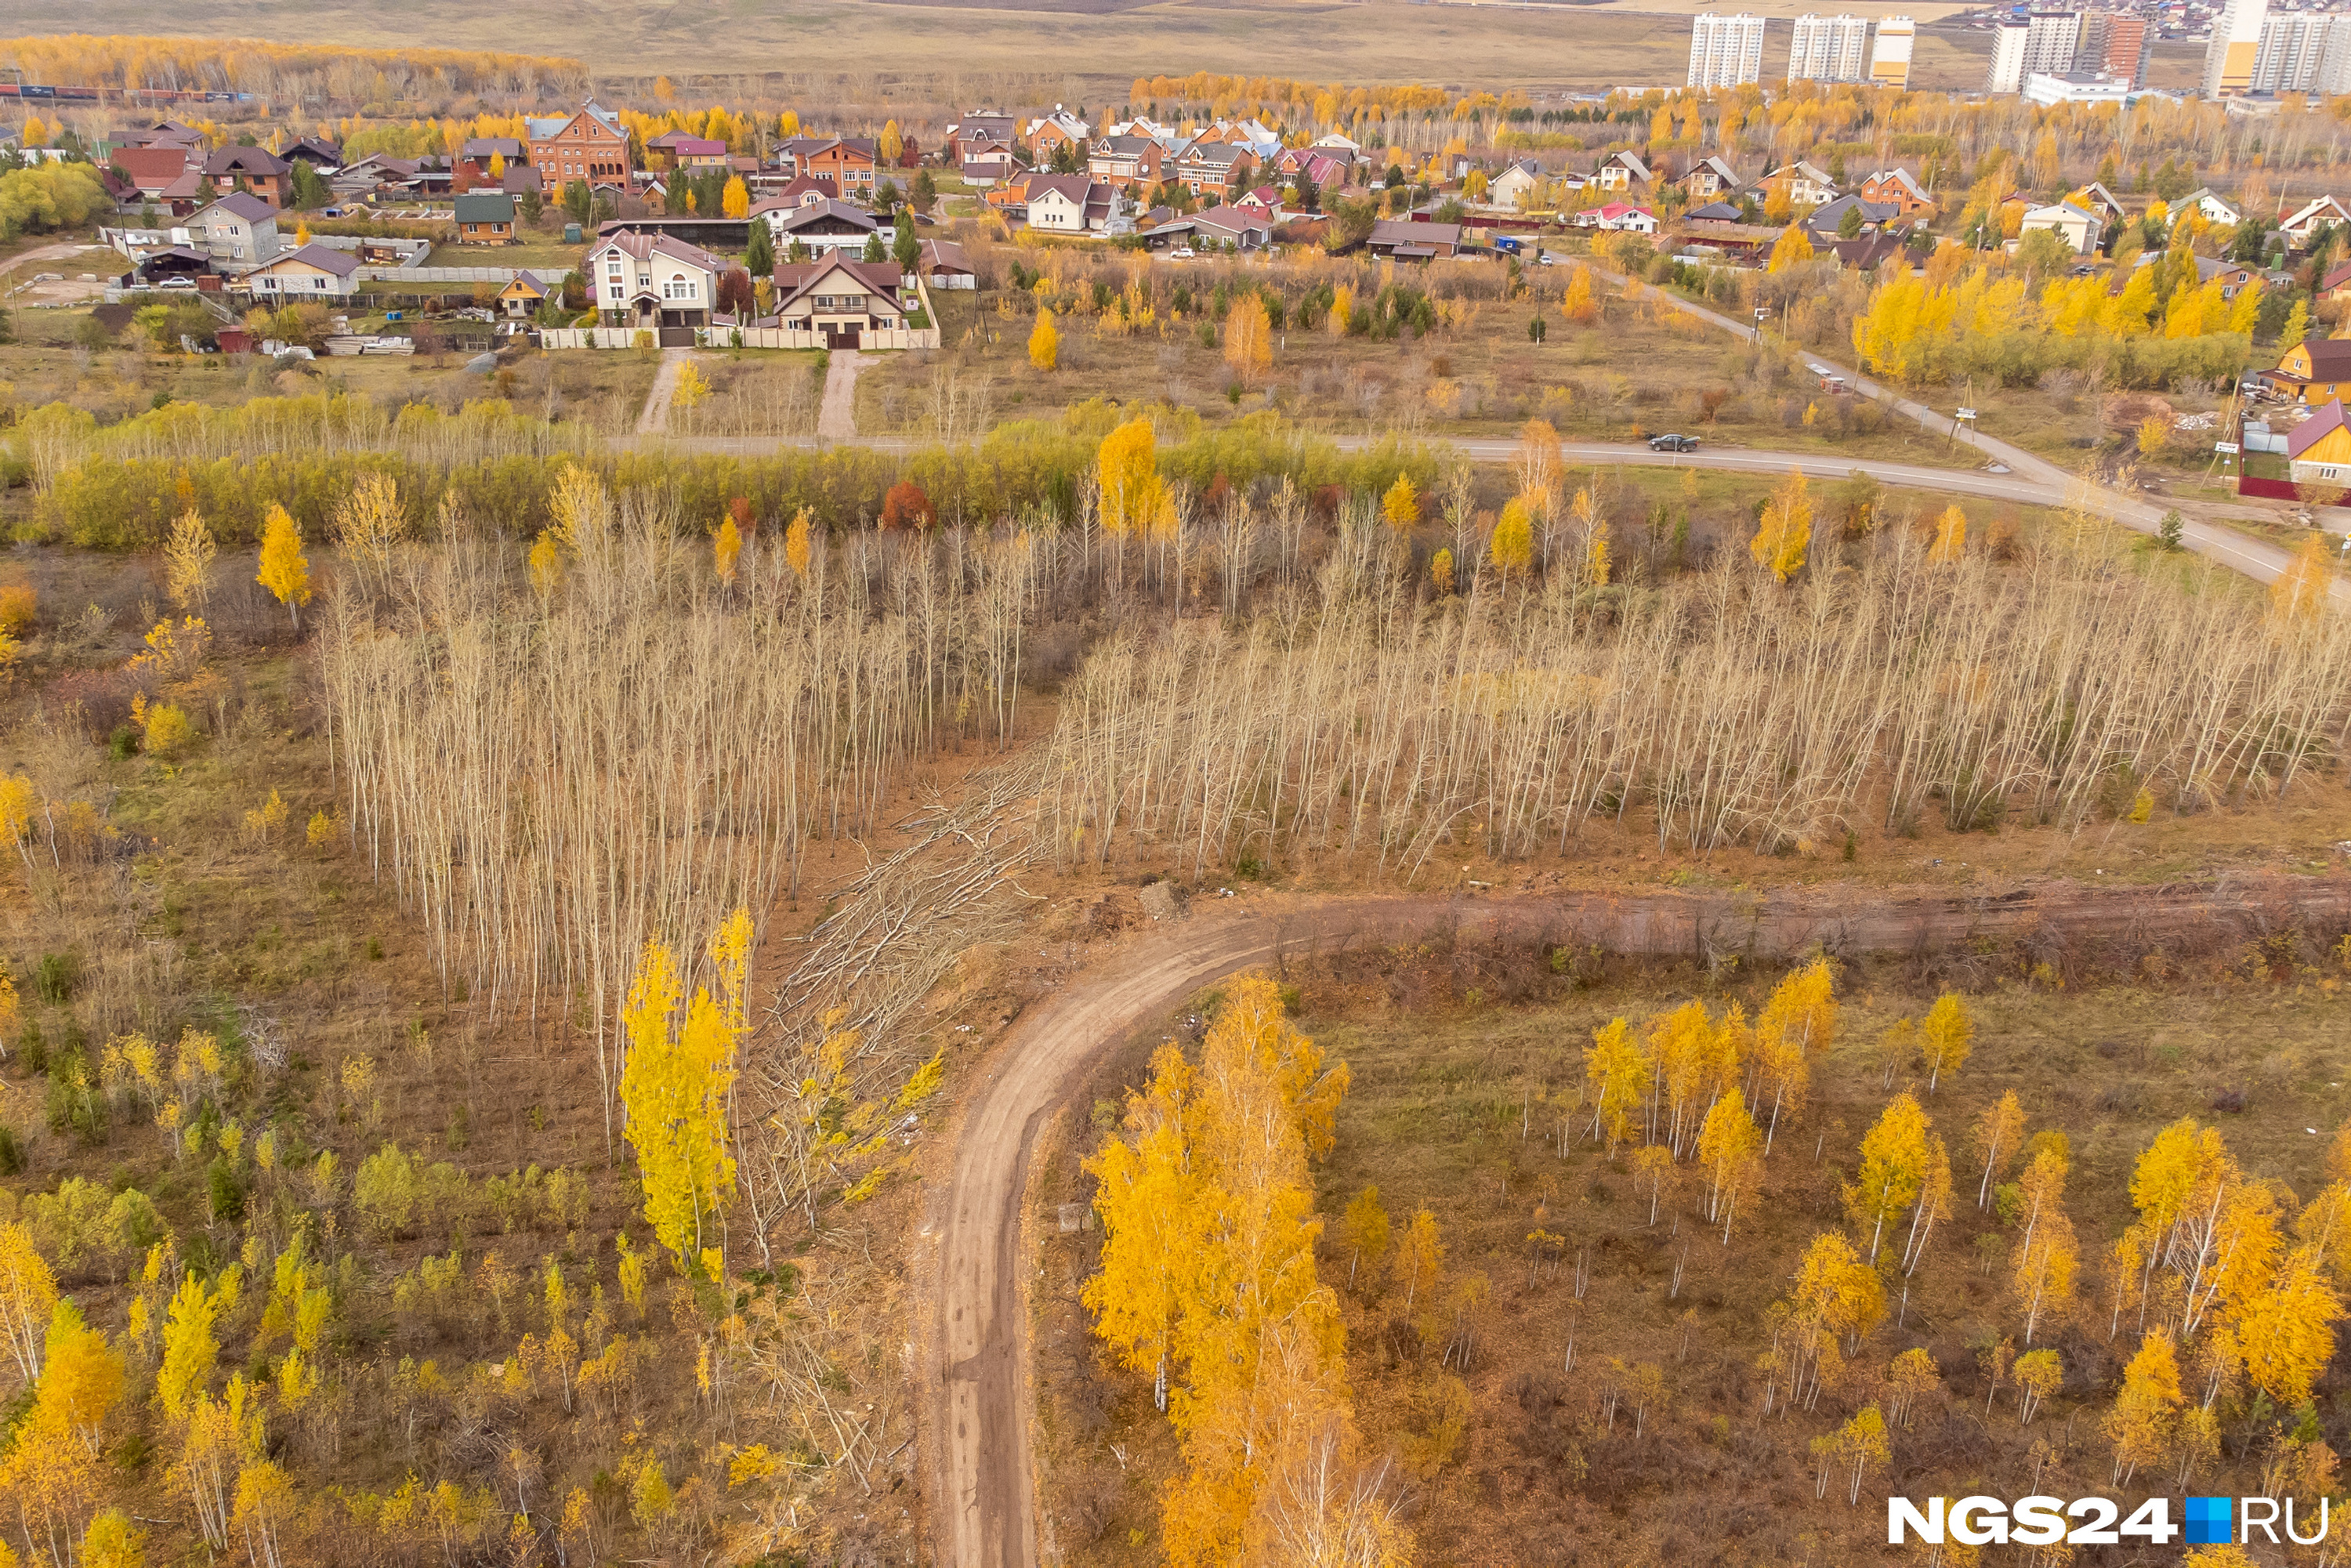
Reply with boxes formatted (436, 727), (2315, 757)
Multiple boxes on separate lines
(800, 139), (880, 197)
(2264, 336), (2351, 404)
(753, 176), (836, 212)
(1490, 159), (1546, 208)
(185, 192), (281, 264)
(499, 268), (567, 318)
(1188, 204), (1275, 250)
(1089, 135), (1165, 190)
(1026, 107), (1091, 159)
(1311, 132), (1363, 156)
(1824, 234), (1908, 272)
(945, 111), (1018, 165)
(1685, 200), (1746, 223)
(1682, 156), (1741, 201)
(2070, 181), (2128, 225)
(1585, 202), (1658, 234)
(2019, 201), (2101, 255)
(204, 145), (292, 207)
(333, 154), (420, 201)
(2321, 259), (2351, 306)
(455, 136), (525, 191)
(1857, 167), (1936, 217)
(129, 118), (205, 147)
(959, 140), (1019, 186)
(1367, 217), (1463, 259)
(770, 253), (913, 348)
(1171, 142), (1254, 202)
(245, 243), (361, 299)
(2287, 398), (2351, 483)
(589, 229), (727, 329)
(1762, 160), (1837, 208)
(647, 130), (729, 169)
(110, 145), (201, 203)
(915, 237), (975, 289)
(527, 102), (631, 193)
(2280, 195), (2351, 247)
(1276, 149), (1350, 194)
(124, 246), (216, 288)
(1592, 150), (1652, 193)
(1802, 194), (1898, 240)
(454, 191), (517, 244)
(1024, 174), (1123, 233)
(762, 197), (880, 256)
(279, 137), (342, 170)
(2177, 186), (2242, 226)
(2193, 253), (2258, 299)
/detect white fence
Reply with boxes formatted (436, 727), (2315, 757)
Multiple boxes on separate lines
(538, 328), (654, 349)
(356, 265), (522, 284)
(545, 275), (943, 352)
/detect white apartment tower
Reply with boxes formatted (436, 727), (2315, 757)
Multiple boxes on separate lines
(2204, 0), (2269, 95)
(1689, 13), (1770, 89)
(2240, 8), (2351, 93)
(1869, 16), (1916, 88)
(1987, 11), (2083, 93)
(1788, 14), (1872, 82)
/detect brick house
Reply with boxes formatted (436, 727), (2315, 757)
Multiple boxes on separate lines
(527, 102), (631, 194)
(1024, 107), (1089, 159)
(205, 145), (292, 207)
(1171, 141), (1254, 202)
(798, 138), (879, 197)
(771, 252), (913, 347)
(1857, 167), (1936, 217)
(588, 229), (727, 329)
(456, 136), (526, 193)
(1088, 135), (1164, 190)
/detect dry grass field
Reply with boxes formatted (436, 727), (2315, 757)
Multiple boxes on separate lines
(0, 0), (2186, 96)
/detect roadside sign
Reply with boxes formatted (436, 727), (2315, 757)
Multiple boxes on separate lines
(1955, 407), (1978, 420)
(2215, 441), (2241, 454)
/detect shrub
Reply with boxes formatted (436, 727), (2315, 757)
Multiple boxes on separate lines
(356, 1143), (419, 1238)
(205, 1159), (245, 1225)
(0, 583), (33, 634)
(34, 951), (78, 1004)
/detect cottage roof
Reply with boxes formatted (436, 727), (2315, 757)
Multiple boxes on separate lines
(2288, 397), (2350, 460)
(772, 252), (904, 307)
(254, 243), (360, 277)
(454, 191), (516, 223)
(197, 191), (277, 224)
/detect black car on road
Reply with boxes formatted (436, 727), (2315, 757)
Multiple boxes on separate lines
(1647, 433), (1700, 453)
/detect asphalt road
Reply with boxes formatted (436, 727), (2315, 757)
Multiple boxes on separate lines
(923, 879), (2351, 1568)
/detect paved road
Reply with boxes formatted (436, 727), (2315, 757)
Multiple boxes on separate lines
(926, 878), (2351, 1568)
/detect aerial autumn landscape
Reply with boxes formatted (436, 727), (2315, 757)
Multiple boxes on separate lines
(2, 5), (2351, 1566)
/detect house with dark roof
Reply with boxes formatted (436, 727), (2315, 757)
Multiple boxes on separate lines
(946, 112), (1018, 165)
(279, 137), (342, 169)
(205, 145), (293, 207)
(2287, 397), (2351, 483)
(1367, 217), (1463, 259)
(915, 237), (975, 289)
(2264, 337), (2351, 404)
(770, 252), (912, 347)
(1802, 194), (1900, 241)
(1171, 141), (1254, 202)
(455, 191), (518, 244)
(760, 197), (879, 256)
(1024, 174), (1123, 234)
(187, 192), (282, 264)
(650, 132), (730, 170)
(1089, 136), (1165, 190)
(455, 136), (525, 192)
(110, 144), (201, 202)
(245, 242), (362, 299)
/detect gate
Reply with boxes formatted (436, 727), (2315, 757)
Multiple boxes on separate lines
(657, 326), (695, 348)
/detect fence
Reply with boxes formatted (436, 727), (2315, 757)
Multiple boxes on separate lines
(546, 275), (942, 353)
(2239, 474), (2306, 502)
(538, 328), (655, 349)
(355, 265), (521, 284)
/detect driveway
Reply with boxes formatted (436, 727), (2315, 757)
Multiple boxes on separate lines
(819, 349), (874, 440)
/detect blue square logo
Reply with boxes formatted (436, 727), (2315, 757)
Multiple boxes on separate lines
(2185, 1497), (2234, 1545)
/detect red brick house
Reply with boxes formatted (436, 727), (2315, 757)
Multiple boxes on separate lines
(1171, 142), (1254, 202)
(527, 103), (631, 193)
(801, 138), (879, 197)
(204, 145), (292, 208)
(455, 136), (526, 194)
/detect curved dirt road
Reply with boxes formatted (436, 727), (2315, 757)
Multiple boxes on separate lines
(925, 878), (2351, 1566)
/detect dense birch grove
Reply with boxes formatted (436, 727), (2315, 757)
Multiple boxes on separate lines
(1042, 512), (2351, 877)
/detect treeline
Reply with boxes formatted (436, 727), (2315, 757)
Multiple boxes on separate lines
(0, 34), (584, 100)
(20, 394), (1436, 549)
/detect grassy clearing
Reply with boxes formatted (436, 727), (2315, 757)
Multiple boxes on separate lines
(1037, 932), (2351, 1567)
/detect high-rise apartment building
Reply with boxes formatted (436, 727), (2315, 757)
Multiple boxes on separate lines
(1788, 13), (1872, 81)
(1987, 10), (2084, 92)
(2204, 0), (2269, 95)
(1688, 13), (1770, 89)
(2074, 11), (2153, 88)
(1869, 16), (1916, 87)
(2249, 8), (2332, 92)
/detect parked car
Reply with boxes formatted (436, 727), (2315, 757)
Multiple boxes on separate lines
(1648, 433), (1700, 453)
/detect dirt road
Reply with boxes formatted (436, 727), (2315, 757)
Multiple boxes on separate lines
(923, 877), (2351, 1567)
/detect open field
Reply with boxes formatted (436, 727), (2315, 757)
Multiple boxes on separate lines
(0, 1), (2196, 94)
(1033, 925), (2351, 1567)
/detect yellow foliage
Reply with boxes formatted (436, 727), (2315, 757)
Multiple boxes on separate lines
(255, 504), (311, 628)
(2270, 534), (2335, 622)
(1491, 497), (1535, 577)
(712, 515), (742, 585)
(1767, 225), (1815, 273)
(1381, 471), (1419, 531)
(619, 908), (752, 1271)
(784, 507), (813, 578)
(1929, 504), (1965, 563)
(1097, 417), (1165, 538)
(1751, 469), (1812, 581)
(1029, 307), (1060, 371)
